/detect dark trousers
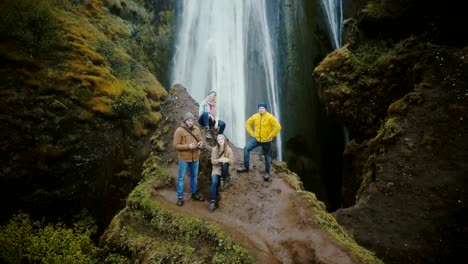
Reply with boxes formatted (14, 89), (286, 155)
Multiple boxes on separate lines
(198, 112), (226, 134)
(243, 138), (272, 174)
(210, 162), (229, 201)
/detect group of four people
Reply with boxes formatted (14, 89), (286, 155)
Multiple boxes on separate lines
(172, 91), (281, 213)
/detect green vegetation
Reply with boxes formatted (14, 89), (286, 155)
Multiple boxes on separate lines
(0, 214), (99, 264)
(350, 42), (390, 73)
(0, 1), (172, 262)
(356, 154), (376, 200)
(100, 164), (254, 263)
(0, 0), (66, 58)
(111, 81), (151, 131)
(373, 117), (402, 142)
(273, 161), (305, 191)
(95, 41), (133, 80)
(107, 0), (175, 87)
(0, 0), (168, 130)
(363, 0), (389, 19)
(301, 192), (383, 264)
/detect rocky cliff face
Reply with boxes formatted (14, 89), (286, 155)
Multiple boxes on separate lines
(99, 84), (383, 264)
(1, 0), (466, 263)
(314, 0), (467, 262)
(0, 0), (174, 234)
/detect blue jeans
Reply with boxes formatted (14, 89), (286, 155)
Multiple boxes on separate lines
(177, 160), (199, 198)
(198, 112), (226, 134)
(243, 138), (272, 174)
(210, 163), (229, 201)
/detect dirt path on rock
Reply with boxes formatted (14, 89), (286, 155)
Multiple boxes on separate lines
(151, 150), (358, 264)
(150, 85), (360, 263)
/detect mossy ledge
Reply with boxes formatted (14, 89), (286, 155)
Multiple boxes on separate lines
(99, 162), (254, 263)
(274, 161), (382, 264)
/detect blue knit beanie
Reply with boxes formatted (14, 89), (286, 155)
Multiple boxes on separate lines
(257, 102), (267, 109)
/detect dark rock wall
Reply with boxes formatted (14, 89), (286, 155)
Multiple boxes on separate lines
(313, 0), (468, 262)
(279, 0), (345, 211)
(0, 90), (149, 233)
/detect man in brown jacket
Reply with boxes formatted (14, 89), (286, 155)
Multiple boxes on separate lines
(173, 112), (205, 206)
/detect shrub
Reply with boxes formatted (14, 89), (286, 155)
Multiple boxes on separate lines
(0, 214), (99, 264)
(0, 0), (66, 58)
(363, 1), (389, 19)
(96, 41), (133, 80)
(111, 81), (151, 131)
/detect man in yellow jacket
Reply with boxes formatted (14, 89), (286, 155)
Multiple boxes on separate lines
(237, 103), (281, 181)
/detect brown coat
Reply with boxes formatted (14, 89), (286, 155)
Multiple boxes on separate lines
(173, 124), (203, 162)
(210, 144), (234, 176)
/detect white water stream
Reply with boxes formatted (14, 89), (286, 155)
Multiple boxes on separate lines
(171, 0), (282, 159)
(320, 0), (343, 49)
(320, 0), (349, 144)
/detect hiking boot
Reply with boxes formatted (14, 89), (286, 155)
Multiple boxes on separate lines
(208, 201), (217, 213)
(191, 192), (205, 201)
(219, 179), (226, 191)
(177, 198), (184, 206)
(205, 127), (212, 139)
(263, 173), (271, 181)
(236, 166), (249, 173)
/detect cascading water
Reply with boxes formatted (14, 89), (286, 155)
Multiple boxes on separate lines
(320, 0), (343, 49)
(171, 0), (282, 159)
(320, 0), (349, 145)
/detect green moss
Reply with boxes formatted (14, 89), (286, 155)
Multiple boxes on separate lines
(270, 165), (382, 263)
(325, 83), (353, 97)
(0, 0), (67, 58)
(95, 41), (132, 80)
(301, 192), (383, 264)
(356, 154), (377, 201)
(131, 122), (148, 137)
(146, 111), (162, 126)
(78, 110), (94, 121)
(387, 98), (406, 116)
(351, 42), (389, 71)
(111, 81), (151, 130)
(363, 1), (389, 19)
(282, 170), (305, 191)
(101, 165), (254, 263)
(388, 87), (424, 117)
(149, 99), (161, 110)
(89, 96), (113, 115)
(314, 45), (351, 75)
(373, 117), (402, 143)
(162, 125), (172, 134)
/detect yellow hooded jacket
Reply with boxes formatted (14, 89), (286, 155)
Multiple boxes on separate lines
(245, 111), (281, 143)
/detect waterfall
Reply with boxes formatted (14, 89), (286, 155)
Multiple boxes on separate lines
(320, 0), (343, 49)
(171, 0), (282, 160)
(320, 0), (349, 145)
